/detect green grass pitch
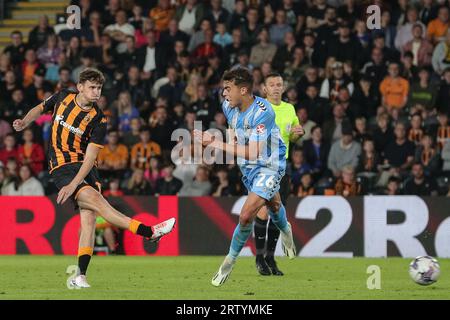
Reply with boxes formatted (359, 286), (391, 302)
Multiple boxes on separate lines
(0, 256), (449, 300)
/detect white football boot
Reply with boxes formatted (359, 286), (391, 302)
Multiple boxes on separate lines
(149, 218), (176, 242)
(280, 222), (297, 259)
(70, 275), (91, 288)
(211, 256), (236, 287)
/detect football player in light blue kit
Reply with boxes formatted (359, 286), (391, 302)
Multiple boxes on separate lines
(193, 68), (296, 287)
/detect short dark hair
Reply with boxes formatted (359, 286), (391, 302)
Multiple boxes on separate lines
(79, 68), (105, 85)
(310, 125), (321, 134)
(411, 112), (422, 119)
(215, 165), (228, 172)
(403, 51), (414, 59)
(258, 27), (270, 35)
(12, 87), (23, 94)
(388, 176), (401, 184)
(222, 67), (253, 89)
(388, 61), (400, 67)
(412, 161), (423, 168)
(264, 72), (283, 83)
(59, 66), (71, 74)
(11, 30), (22, 37)
(163, 162), (175, 169)
(139, 125), (151, 133)
(179, 50), (190, 58)
(128, 64), (140, 71)
(418, 66), (431, 74)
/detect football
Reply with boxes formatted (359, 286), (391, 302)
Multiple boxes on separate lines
(409, 256), (441, 286)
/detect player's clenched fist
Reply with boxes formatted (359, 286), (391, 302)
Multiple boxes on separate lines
(13, 119), (26, 132)
(193, 129), (214, 147)
(291, 124), (305, 137)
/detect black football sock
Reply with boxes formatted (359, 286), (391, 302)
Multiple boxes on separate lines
(266, 219), (280, 257)
(78, 247), (93, 276)
(129, 219), (153, 238)
(254, 217), (268, 258)
(137, 224), (153, 238)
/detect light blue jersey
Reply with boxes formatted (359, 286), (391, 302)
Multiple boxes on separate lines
(222, 96), (286, 200)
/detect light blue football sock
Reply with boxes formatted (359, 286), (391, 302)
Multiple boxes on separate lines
(228, 223), (253, 260)
(268, 204), (289, 233)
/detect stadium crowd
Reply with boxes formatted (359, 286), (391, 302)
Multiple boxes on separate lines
(0, 0), (449, 198)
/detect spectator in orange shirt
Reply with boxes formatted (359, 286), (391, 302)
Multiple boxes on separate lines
(21, 49), (43, 87)
(333, 165), (361, 196)
(379, 62), (409, 111)
(149, 0), (175, 32)
(295, 172), (315, 197)
(427, 6), (449, 44)
(131, 126), (162, 170)
(17, 128), (45, 176)
(436, 111), (450, 151)
(408, 113), (424, 146)
(97, 129), (129, 179)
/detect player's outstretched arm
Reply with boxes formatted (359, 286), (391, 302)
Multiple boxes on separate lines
(56, 143), (101, 204)
(217, 140), (262, 161)
(12, 103), (44, 132)
(193, 129), (262, 161)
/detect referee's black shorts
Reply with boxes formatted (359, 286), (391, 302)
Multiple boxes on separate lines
(278, 173), (291, 206)
(51, 162), (102, 209)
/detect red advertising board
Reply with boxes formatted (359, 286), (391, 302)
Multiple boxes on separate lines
(0, 196), (449, 257)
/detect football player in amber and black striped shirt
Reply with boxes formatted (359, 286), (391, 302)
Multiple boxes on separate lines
(13, 68), (175, 288)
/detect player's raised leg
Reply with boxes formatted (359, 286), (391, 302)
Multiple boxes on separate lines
(76, 187), (176, 242)
(71, 208), (96, 288)
(212, 192), (266, 287)
(266, 192), (296, 259)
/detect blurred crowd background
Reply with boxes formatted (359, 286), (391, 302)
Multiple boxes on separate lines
(0, 0), (449, 198)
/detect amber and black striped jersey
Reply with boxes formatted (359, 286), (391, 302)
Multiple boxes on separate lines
(41, 89), (107, 172)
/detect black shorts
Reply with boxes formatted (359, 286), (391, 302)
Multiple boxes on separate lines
(279, 174), (290, 206)
(51, 162), (102, 209)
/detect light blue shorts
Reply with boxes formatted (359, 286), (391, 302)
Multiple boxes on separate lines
(242, 168), (285, 201)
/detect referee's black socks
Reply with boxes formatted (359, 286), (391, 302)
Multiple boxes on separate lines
(266, 219), (280, 257)
(254, 217), (268, 258)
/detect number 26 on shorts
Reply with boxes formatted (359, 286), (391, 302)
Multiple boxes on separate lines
(255, 174), (275, 188)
